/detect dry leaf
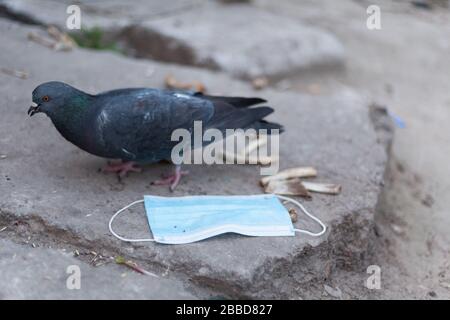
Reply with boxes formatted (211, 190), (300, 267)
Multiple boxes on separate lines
(47, 26), (77, 50)
(301, 181), (341, 195)
(263, 178), (311, 197)
(0, 67), (28, 79)
(260, 167), (317, 186)
(252, 76), (269, 90)
(165, 74), (206, 93)
(289, 208), (298, 223)
(239, 134), (268, 156)
(216, 133), (277, 165)
(218, 150), (277, 165)
(28, 26), (76, 52)
(28, 31), (55, 49)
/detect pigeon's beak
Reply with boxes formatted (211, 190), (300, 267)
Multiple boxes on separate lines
(28, 103), (41, 117)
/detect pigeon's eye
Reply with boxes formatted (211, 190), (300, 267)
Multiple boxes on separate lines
(42, 95), (50, 102)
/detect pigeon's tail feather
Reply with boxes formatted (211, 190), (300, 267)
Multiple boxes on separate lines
(245, 106), (284, 133)
(249, 120), (285, 133)
(248, 106), (274, 119)
(196, 93), (267, 108)
(207, 102), (284, 134)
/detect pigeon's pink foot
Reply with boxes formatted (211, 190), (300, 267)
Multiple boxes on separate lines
(151, 166), (189, 191)
(102, 161), (142, 178)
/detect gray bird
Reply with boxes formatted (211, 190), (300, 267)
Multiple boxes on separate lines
(28, 81), (283, 190)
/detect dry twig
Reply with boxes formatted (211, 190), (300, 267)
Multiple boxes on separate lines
(115, 256), (159, 278)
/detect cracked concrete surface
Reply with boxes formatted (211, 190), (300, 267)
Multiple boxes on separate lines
(254, 0), (450, 299)
(0, 0), (345, 79)
(0, 13), (390, 299)
(0, 240), (195, 299)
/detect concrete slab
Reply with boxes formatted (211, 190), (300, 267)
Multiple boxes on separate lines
(0, 240), (195, 299)
(1, 0), (199, 28)
(0, 19), (390, 298)
(0, 0), (346, 79)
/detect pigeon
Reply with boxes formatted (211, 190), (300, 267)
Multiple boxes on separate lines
(28, 81), (283, 190)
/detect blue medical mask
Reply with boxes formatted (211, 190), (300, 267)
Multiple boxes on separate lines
(109, 194), (326, 244)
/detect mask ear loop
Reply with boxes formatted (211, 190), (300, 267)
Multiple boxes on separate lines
(276, 195), (327, 237)
(108, 199), (155, 242)
(110, 195), (327, 242)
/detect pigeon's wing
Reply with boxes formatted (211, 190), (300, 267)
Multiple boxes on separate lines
(193, 92), (267, 108)
(94, 89), (214, 161)
(161, 90), (277, 131)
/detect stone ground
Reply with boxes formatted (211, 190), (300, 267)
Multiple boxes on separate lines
(0, 0), (345, 79)
(256, 0), (450, 299)
(0, 240), (195, 299)
(0, 0), (448, 299)
(0, 18), (388, 299)
(377, 5), (450, 298)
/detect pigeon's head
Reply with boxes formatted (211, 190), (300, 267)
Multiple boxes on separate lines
(28, 81), (83, 117)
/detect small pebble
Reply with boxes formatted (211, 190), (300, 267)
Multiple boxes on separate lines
(289, 208), (298, 223)
(421, 194), (434, 208)
(252, 77), (269, 90)
(391, 224), (405, 235)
